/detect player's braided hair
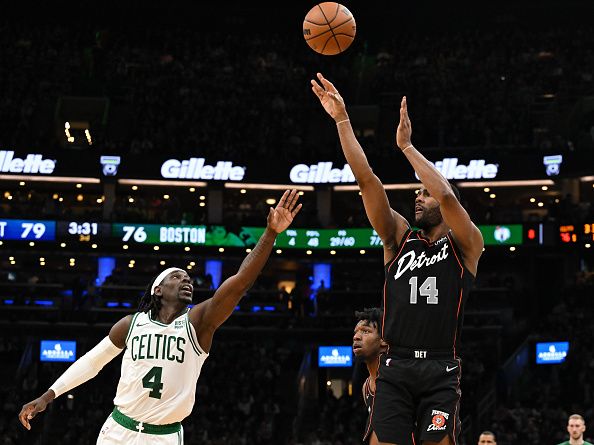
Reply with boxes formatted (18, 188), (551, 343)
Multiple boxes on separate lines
(355, 307), (384, 333)
(138, 274), (163, 317)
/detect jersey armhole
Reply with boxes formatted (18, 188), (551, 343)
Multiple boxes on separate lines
(446, 232), (475, 280)
(185, 312), (208, 356)
(124, 313), (139, 347)
(384, 228), (413, 268)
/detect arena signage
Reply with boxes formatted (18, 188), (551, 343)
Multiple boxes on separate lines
(40, 340), (77, 362)
(536, 342), (569, 365)
(318, 346), (353, 367)
(416, 158), (498, 180)
(0, 150), (56, 174)
(160, 157), (245, 181)
(290, 162), (355, 184)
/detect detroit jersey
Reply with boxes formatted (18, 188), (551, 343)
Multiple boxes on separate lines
(383, 229), (474, 354)
(113, 309), (208, 424)
(362, 377), (375, 442)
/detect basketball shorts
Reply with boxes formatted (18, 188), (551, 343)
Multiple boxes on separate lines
(371, 352), (462, 444)
(97, 414), (184, 445)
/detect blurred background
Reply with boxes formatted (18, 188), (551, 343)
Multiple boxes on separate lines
(1, 0), (593, 443)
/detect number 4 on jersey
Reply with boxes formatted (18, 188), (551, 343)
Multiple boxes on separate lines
(409, 276), (439, 305)
(142, 366), (164, 399)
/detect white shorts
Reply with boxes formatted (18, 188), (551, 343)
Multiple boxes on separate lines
(96, 415), (184, 445)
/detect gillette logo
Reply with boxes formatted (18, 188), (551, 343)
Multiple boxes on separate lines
(0, 151), (56, 174)
(290, 162), (355, 184)
(161, 158), (245, 181)
(416, 158), (498, 180)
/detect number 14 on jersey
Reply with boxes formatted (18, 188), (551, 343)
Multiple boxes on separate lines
(409, 276), (439, 304)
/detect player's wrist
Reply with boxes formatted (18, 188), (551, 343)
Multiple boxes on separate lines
(399, 142), (414, 153)
(334, 113), (349, 124)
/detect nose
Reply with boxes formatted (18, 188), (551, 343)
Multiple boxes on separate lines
(353, 332), (361, 341)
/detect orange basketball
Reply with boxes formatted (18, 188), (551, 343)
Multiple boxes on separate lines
(303, 2), (356, 56)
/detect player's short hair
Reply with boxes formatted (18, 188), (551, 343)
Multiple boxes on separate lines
(480, 431), (496, 439)
(416, 181), (461, 202)
(569, 414), (585, 424)
(355, 307), (383, 333)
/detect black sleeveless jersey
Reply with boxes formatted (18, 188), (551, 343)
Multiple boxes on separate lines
(382, 229), (474, 355)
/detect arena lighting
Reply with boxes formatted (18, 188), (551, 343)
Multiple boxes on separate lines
(0, 175), (100, 183)
(579, 175), (594, 182)
(118, 179), (207, 187)
(224, 182), (314, 191)
(456, 179), (554, 188)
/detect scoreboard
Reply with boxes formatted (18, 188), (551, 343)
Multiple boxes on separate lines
(0, 218), (589, 249)
(559, 223), (594, 244)
(0, 219), (55, 241)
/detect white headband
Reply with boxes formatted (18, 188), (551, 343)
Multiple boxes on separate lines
(151, 267), (185, 295)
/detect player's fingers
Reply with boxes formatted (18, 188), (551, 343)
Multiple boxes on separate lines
(18, 409), (32, 430)
(317, 73), (338, 93)
(287, 189), (299, 211)
(277, 190), (289, 208)
(310, 80), (324, 95)
(291, 203), (303, 217)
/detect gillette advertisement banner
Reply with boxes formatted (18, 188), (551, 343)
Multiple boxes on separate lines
(0, 149), (589, 184)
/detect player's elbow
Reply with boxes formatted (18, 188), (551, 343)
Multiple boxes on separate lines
(438, 189), (458, 205)
(356, 172), (378, 189)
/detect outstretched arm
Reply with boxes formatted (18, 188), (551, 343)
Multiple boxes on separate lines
(396, 97), (483, 274)
(311, 73), (409, 261)
(18, 316), (130, 430)
(190, 190), (302, 352)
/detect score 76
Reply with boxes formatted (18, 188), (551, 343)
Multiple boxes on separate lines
(122, 226), (148, 242)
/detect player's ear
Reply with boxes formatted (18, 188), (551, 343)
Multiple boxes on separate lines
(154, 286), (162, 296)
(379, 338), (388, 348)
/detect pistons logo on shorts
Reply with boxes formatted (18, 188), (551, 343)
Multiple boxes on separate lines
(427, 409), (449, 432)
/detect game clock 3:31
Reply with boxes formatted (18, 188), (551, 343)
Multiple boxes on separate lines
(56, 221), (111, 242)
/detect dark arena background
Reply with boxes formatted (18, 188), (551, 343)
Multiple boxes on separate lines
(2, 0), (594, 443)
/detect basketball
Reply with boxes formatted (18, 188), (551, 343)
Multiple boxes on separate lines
(303, 2), (356, 56)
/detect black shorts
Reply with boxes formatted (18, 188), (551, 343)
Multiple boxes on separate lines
(370, 352), (462, 444)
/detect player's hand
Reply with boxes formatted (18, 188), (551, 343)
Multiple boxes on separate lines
(18, 395), (51, 430)
(267, 189), (302, 234)
(311, 73), (348, 122)
(396, 96), (413, 150)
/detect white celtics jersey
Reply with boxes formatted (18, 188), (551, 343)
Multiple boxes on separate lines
(113, 309), (208, 424)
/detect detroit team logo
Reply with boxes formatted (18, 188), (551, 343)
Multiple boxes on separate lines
(427, 410), (449, 432)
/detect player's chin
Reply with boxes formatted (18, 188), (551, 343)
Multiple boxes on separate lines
(353, 348), (365, 357)
(178, 294), (193, 304)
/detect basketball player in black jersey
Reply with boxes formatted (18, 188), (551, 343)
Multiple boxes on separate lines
(353, 307), (388, 444)
(312, 73), (484, 445)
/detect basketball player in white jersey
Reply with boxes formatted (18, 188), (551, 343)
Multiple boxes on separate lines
(18, 189), (302, 444)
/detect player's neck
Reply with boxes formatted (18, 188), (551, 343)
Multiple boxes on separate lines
(419, 222), (449, 243)
(569, 438), (584, 445)
(154, 304), (187, 324)
(365, 358), (379, 386)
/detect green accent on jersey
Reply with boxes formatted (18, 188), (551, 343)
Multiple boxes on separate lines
(557, 442), (593, 445)
(142, 366), (164, 399)
(111, 407), (181, 434)
(149, 310), (169, 327)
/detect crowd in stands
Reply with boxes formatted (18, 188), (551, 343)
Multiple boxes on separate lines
(1, 4), (594, 162)
(2, 337), (300, 445)
(485, 278), (594, 444)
